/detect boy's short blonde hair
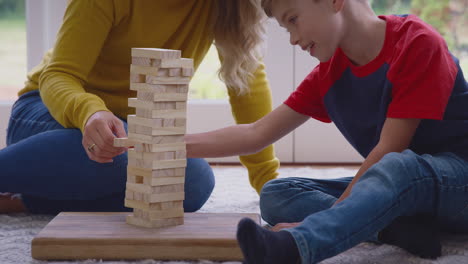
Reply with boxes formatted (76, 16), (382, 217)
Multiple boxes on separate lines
(262, 0), (337, 18)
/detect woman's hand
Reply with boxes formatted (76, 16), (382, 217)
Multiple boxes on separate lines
(83, 111), (127, 163)
(270, 222), (302, 232)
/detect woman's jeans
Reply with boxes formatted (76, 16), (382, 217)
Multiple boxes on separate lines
(260, 150), (468, 263)
(1, 90), (215, 214)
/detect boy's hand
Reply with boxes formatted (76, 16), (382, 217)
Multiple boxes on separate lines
(83, 111), (127, 163)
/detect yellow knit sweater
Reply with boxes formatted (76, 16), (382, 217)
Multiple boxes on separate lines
(20, 0), (279, 193)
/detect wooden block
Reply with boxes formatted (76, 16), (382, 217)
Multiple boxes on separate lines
(128, 123), (186, 136)
(125, 190), (134, 200)
(130, 73), (146, 83)
(132, 57), (161, 67)
(137, 90), (155, 101)
(144, 176), (185, 186)
(145, 75), (191, 85)
(127, 214), (184, 228)
(128, 133), (184, 144)
(175, 102), (187, 109)
(133, 207), (184, 220)
(113, 137), (136, 147)
(131, 48), (181, 60)
(127, 174), (143, 184)
(127, 166), (185, 178)
(125, 199), (183, 211)
(130, 65), (168, 77)
(136, 91), (188, 102)
(127, 174), (186, 187)
(175, 149), (187, 159)
(135, 108), (186, 119)
(128, 149), (176, 161)
(130, 101), (178, 111)
(134, 192), (143, 201)
(163, 119), (175, 127)
(134, 142), (186, 153)
(175, 118), (186, 127)
(31, 212), (261, 261)
(126, 183), (184, 194)
(125, 119), (182, 130)
(182, 67), (194, 77)
(160, 58), (193, 69)
(131, 191), (185, 203)
(176, 84), (189, 93)
(128, 124), (147, 136)
(128, 156), (187, 170)
(129, 95), (187, 106)
(131, 83), (188, 93)
(168, 68), (182, 76)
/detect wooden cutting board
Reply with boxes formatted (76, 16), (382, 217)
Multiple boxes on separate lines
(31, 212), (260, 261)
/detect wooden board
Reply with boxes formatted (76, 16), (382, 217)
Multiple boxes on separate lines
(32, 212), (260, 261)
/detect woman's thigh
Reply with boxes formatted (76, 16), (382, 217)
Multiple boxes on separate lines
(7, 90), (65, 145)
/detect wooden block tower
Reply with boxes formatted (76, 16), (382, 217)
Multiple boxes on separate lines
(31, 48), (260, 261)
(116, 48), (194, 228)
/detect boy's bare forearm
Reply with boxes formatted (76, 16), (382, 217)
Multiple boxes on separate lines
(185, 124), (264, 158)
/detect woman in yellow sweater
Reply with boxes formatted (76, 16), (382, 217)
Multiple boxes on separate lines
(0, 0), (279, 214)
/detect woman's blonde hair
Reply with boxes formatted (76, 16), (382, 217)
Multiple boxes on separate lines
(261, 0), (275, 17)
(213, 0), (266, 95)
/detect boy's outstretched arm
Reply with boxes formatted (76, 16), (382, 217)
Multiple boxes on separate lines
(185, 104), (309, 158)
(334, 117), (421, 205)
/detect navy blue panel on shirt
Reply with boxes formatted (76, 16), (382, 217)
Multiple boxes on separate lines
(324, 55), (468, 160)
(324, 64), (392, 157)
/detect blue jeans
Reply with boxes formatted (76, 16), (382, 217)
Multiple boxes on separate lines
(1, 90), (215, 214)
(260, 150), (468, 263)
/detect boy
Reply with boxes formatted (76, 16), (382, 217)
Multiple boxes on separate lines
(185, 0), (468, 263)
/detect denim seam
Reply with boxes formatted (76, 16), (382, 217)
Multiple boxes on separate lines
(9, 117), (59, 126)
(285, 228), (312, 264)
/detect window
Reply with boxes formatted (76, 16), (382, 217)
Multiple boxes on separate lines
(189, 45), (228, 100)
(371, 0), (468, 74)
(0, 0), (25, 101)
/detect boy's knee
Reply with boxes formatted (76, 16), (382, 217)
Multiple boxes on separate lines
(260, 178), (293, 225)
(378, 150), (420, 173)
(362, 149), (424, 187)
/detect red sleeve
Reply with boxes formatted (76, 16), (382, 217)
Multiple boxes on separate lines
(387, 29), (458, 120)
(284, 66), (331, 123)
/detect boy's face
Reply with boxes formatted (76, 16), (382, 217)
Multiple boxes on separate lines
(271, 0), (344, 62)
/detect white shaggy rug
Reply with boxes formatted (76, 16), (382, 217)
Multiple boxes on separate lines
(1, 166), (467, 264)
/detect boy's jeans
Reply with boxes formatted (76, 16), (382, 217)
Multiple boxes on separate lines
(1, 90), (215, 214)
(261, 150), (468, 263)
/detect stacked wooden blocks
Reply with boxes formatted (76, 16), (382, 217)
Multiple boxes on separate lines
(115, 48), (194, 228)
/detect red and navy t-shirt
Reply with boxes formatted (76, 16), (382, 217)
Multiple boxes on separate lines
(284, 14), (468, 160)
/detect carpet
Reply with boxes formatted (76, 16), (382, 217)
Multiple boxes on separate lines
(1, 166), (467, 264)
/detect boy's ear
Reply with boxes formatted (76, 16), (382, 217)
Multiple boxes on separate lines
(332, 0), (345, 12)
